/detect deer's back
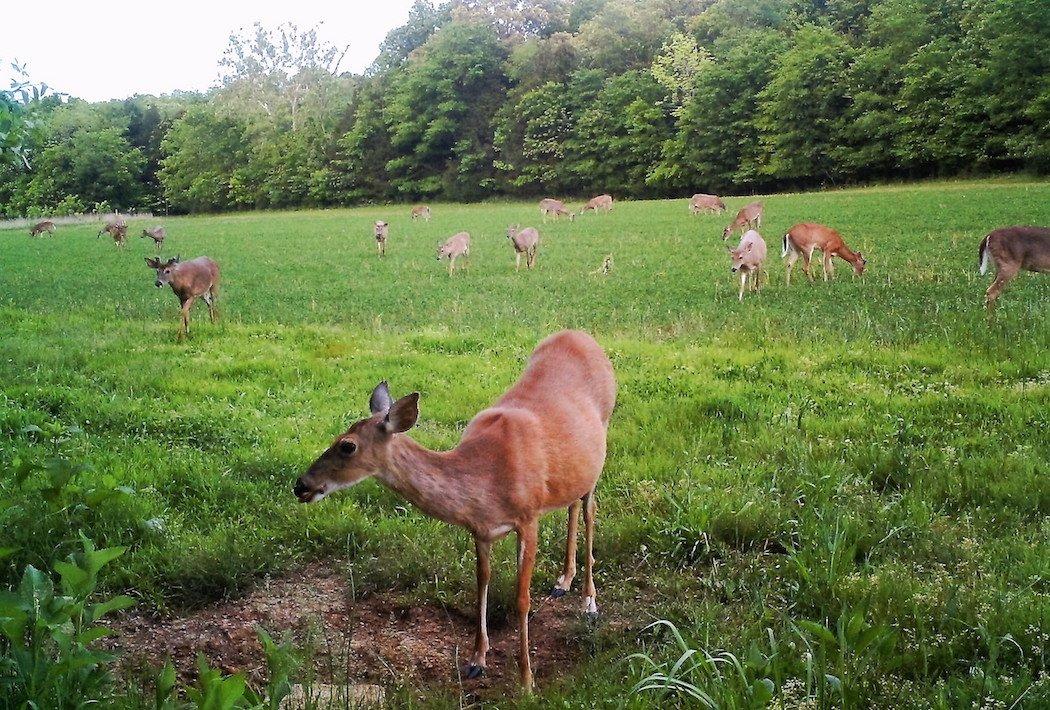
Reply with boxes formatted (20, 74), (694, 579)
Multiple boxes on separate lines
(740, 230), (768, 263)
(512, 228), (539, 251)
(173, 257), (220, 295)
(789, 223), (842, 250)
(987, 226), (1050, 270)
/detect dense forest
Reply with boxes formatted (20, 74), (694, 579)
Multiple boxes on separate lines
(1, 0), (1047, 216)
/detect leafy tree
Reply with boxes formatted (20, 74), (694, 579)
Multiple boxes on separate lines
(651, 31), (712, 117)
(158, 105), (250, 212)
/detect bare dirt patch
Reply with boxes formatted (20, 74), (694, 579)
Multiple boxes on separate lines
(103, 561), (613, 695)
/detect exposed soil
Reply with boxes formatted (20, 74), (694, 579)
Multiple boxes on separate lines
(103, 561), (615, 696)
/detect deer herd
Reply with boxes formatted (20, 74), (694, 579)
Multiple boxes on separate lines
(17, 193), (1047, 692)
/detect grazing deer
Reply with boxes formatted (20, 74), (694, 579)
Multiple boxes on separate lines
(722, 201), (763, 240)
(728, 230), (767, 302)
(99, 216), (128, 247)
(539, 198), (574, 222)
(141, 226), (166, 249)
(580, 194), (613, 214)
(507, 225), (540, 270)
(411, 205), (432, 222)
(145, 255), (220, 338)
(293, 330), (617, 692)
(978, 226), (1050, 308)
(29, 220), (55, 237)
(374, 221), (389, 257)
(590, 254), (614, 276)
(437, 232), (470, 275)
(782, 223), (866, 284)
(689, 194), (725, 215)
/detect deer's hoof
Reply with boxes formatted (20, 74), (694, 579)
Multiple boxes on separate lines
(465, 664), (485, 680)
(549, 587), (567, 599)
(585, 611), (600, 622)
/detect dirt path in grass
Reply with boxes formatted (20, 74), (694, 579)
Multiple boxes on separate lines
(103, 561), (616, 696)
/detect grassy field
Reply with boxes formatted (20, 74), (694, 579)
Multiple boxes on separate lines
(1, 177), (1048, 707)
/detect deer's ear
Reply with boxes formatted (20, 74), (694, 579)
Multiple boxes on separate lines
(145, 257), (159, 268)
(385, 392), (419, 434)
(369, 381), (392, 415)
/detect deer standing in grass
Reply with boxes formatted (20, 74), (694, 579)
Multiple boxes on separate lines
(507, 225), (540, 270)
(689, 194), (725, 215)
(978, 226), (1050, 308)
(29, 220), (55, 237)
(141, 227), (166, 250)
(437, 231), (470, 275)
(293, 330), (617, 692)
(411, 205), (432, 222)
(728, 230), (767, 302)
(99, 216), (128, 247)
(722, 201), (763, 240)
(539, 198), (574, 222)
(374, 221), (389, 257)
(580, 194), (613, 214)
(145, 256), (220, 338)
(782, 223), (867, 284)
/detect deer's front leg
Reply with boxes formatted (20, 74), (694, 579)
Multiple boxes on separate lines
(516, 520), (538, 692)
(551, 500), (581, 597)
(467, 537), (491, 679)
(179, 297), (194, 338)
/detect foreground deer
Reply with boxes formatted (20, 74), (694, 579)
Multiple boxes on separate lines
(539, 198), (574, 222)
(728, 230), (767, 302)
(145, 255), (220, 338)
(29, 220), (55, 237)
(507, 225), (540, 270)
(141, 226), (166, 249)
(293, 330), (617, 691)
(437, 231), (470, 275)
(782, 223), (867, 284)
(411, 205), (432, 221)
(580, 194), (613, 214)
(722, 201), (763, 240)
(374, 221), (389, 257)
(689, 194), (725, 215)
(979, 226), (1050, 308)
(99, 216), (128, 247)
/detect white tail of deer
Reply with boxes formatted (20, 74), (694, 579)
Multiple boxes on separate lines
(293, 330), (616, 691)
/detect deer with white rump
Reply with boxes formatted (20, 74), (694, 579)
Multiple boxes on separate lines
(411, 205), (432, 221)
(722, 201), (763, 240)
(728, 230), (767, 302)
(437, 231), (470, 275)
(978, 226), (1050, 308)
(782, 223), (866, 284)
(507, 225), (540, 270)
(374, 221), (389, 257)
(293, 330), (617, 692)
(539, 198), (574, 222)
(145, 255), (220, 338)
(29, 220), (55, 237)
(689, 194), (725, 215)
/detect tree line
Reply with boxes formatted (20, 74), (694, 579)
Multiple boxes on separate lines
(1, 0), (1047, 217)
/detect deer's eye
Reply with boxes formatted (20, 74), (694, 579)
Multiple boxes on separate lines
(337, 440), (357, 456)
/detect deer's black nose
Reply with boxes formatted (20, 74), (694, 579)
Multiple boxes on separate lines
(293, 479), (308, 498)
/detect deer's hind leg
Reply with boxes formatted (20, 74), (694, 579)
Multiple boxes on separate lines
(582, 490), (598, 619)
(516, 519), (539, 692)
(985, 263), (1019, 308)
(179, 296), (195, 338)
(551, 500), (581, 598)
(203, 287), (218, 323)
(467, 537), (492, 679)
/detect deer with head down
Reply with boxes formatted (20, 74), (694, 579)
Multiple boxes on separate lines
(437, 231), (470, 275)
(98, 215), (128, 247)
(728, 230), (767, 302)
(293, 329), (617, 692)
(374, 221), (389, 257)
(141, 226), (166, 250)
(145, 255), (220, 338)
(722, 201), (763, 240)
(978, 226), (1050, 308)
(580, 194), (613, 214)
(782, 223), (866, 284)
(507, 225), (539, 270)
(690, 194), (725, 215)
(29, 220), (55, 237)
(411, 205), (432, 222)
(539, 198), (574, 222)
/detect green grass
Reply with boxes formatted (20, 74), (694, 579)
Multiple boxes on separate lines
(1, 177), (1048, 707)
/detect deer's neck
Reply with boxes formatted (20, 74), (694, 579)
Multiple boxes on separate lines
(837, 244), (862, 265)
(376, 436), (475, 528)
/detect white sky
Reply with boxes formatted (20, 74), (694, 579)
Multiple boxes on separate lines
(3, 1), (418, 101)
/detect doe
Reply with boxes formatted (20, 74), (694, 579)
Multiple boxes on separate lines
(507, 225), (540, 270)
(979, 226), (1050, 308)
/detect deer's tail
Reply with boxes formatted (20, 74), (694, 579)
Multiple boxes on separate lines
(978, 235), (991, 275)
(781, 232), (791, 258)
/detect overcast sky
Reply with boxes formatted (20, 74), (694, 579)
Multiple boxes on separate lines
(3, 1), (418, 101)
